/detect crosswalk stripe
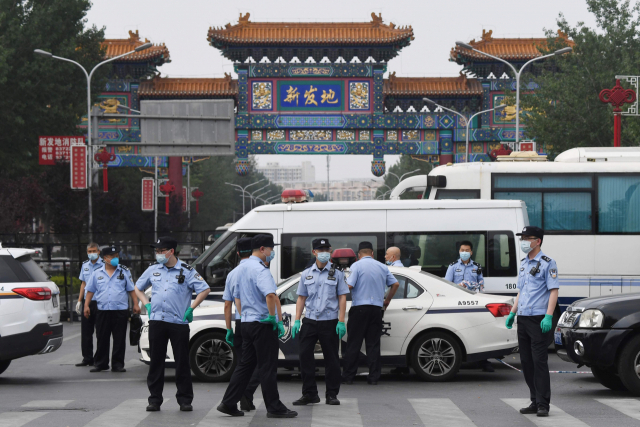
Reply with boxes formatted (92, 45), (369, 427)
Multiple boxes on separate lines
(502, 399), (589, 427)
(312, 398), (362, 427)
(21, 400), (73, 408)
(409, 398), (475, 427)
(0, 412), (47, 427)
(197, 399), (263, 427)
(596, 398), (640, 420)
(83, 399), (151, 427)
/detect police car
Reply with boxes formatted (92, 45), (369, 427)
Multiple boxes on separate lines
(139, 266), (517, 382)
(0, 246), (63, 375)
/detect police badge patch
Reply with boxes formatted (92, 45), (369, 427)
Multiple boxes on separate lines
(196, 274), (204, 281)
(550, 269), (557, 278)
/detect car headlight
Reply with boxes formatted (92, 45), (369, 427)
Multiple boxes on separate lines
(577, 309), (604, 328)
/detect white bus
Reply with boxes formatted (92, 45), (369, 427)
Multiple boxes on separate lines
(391, 147), (640, 310)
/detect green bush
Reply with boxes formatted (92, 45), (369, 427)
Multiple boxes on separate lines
(50, 276), (82, 295)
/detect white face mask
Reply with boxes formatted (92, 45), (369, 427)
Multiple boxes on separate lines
(520, 240), (537, 254)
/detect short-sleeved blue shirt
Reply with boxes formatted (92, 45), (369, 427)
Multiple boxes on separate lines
(236, 256), (278, 323)
(346, 256), (398, 307)
(444, 258), (484, 292)
(298, 261), (349, 321)
(79, 258), (104, 298)
(223, 258), (251, 320)
(390, 260), (404, 267)
(516, 251), (559, 316)
(136, 259), (210, 325)
(85, 264), (134, 311)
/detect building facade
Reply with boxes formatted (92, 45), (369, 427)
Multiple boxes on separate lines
(256, 161), (315, 183)
(285, 179), (384, 202)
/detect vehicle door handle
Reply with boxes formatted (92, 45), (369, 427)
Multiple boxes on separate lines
(402, 306), (423, 311)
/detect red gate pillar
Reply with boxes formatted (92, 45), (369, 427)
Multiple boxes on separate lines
(168, 157), (183, 213)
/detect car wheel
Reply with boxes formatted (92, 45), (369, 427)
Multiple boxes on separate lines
(591, 365), (627, 391)
(189, 331), (236, 382)
(410, 331), (462, 382)
(0, 360), (10, 375)
(618, 335), (640, 395)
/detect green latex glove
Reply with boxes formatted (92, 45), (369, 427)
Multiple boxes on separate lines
(277, 321), (285, 338)
(541, 314), (553, 333)
(336, 321), (346, 340)
(183, 307), (194, 323)
(291, 319), (301, 339)
(225, 328), (234, 346)
(144, 303), (151, 315)
(260, 314), (278, 330)
(237, 314), (241, 320)
(505, 312), (515, 329)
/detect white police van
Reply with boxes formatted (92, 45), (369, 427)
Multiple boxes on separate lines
(0, 246), (62, 375)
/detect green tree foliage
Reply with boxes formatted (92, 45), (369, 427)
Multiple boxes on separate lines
(376, 155), (432, 199)
(522, 0), (640, 155)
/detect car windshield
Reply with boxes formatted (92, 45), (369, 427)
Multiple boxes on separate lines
(418, 270), (476, 295)
(277, 273), (301, 289)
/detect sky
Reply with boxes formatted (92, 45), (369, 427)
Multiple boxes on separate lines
(85, 0), (597, 181)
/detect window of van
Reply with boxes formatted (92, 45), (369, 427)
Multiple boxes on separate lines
(435, 189), (480, 200)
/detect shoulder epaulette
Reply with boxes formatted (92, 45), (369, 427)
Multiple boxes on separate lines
(120, 265), (130, 271)
(541, 256), (552, 263)
(449, 261), (456, 266)
(82, 260), (90, 264)
(259, 261), (269, 269)
(181, 262), (193, 271)
(149, 262), (158, 266)
(473, 261), (481, 267)
(521, 257), (526, 262)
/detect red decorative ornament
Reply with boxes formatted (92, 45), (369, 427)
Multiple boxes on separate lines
(93, 148), (116, 192)
(191, 189), (204, 214)
(489, 145), (513, 161)
(159, 181), (175, 214)
(599, 79), (636, 147)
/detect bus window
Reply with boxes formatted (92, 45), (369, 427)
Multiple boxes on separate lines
(487, 231), (517, 277)
(435, 189), (480, 200)
(203, 232), (265, 290)
(281, 233), (385, 279)
(598, 175), (640, 232)
(494, 192), (542, 227)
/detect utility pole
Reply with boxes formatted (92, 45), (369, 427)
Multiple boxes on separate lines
(326, 155), (331, 201)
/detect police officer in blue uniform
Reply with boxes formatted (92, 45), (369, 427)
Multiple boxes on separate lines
(444, 240), (484, 292)
(342, 241), (399, 385)
(291, 238), (349, 406)
(218, 234), (297, 419)
(223, 237), (261, 412)
(75, 242), (104, 367)
(135, 236), (210, 412)
(84, 245), (140, 373)
(505, 226), (559, 418)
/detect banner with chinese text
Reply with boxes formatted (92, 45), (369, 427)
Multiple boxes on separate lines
(39, 136), (84, 165)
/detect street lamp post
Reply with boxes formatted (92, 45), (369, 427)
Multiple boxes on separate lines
(424, 98), (506, 162)
(454, 42), (572, 144)
(34, 43), (152, 234)
(224, 179), (266, 215)
(266, 194), (281, 204)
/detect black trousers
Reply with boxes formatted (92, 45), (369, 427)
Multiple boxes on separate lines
(234, 320), (261, 401)
(342, 305), (383, 382)
(222, 322), (287, 414)
(299, 318), (340, 398)
(94, 309), (128, 370)
(147, 320), (193, 406)
(517, 315), (553, 409)
(80, 300), (98, 364)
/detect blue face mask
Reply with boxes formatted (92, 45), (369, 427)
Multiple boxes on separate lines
(265, 250), (275, 263)
(459, 252), (471, 261)
(109, 257), (120, 267)
(385, 260), (392, 266)
(156, 253), (169, 264)
(88, 253), (98, 261)
(520, 240), (534, 254)
(317, 252), (331, 263)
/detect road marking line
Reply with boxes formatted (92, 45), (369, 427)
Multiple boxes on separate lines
(63, 332), (82, 342)
(0, 412), (47, 427)
(502, 398), (589, 427)
(312, 398), (362, 427)
(83, 399), (150, 427)
(198, 399), (263, 427)
(596, 398), (640, 420)
(409, 398), (475, 427)
(21, 400), (73, 408)
(58, 378), (140, 383)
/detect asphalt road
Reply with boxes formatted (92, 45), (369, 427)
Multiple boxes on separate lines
(1, 322), (640, 427)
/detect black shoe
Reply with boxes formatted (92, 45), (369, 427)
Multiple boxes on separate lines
(90, 367), (107, 372)
(146, 404), (160, 412)
(240, 395), (255, 411)
(326, 395), (340, 405)
(267, 409), (298, 418)
(342, 378), (354, 385)
(390, 367), (410, 374)
(482, 361), (495, 372)
(111, 367), (126, 373)
(217, 403), (244, 417)
(180, 404), (193, 412)
(293, 395), (320, 406)
(75, 361), (93, 367)
(367, 379), (378, 385)
(537, 407), (549, 417)
(519, 402), (538, 414)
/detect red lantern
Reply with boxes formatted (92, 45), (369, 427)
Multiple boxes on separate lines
(159, 181), (175, 214)
(192, 189), (204, 213)
(93, 148), (116, 192)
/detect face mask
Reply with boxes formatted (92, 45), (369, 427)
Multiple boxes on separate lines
(520, 240), (534, 254)
(459, 252), (471, 261)
(88, 253), (98, 261)
(156, 253), (169, 264)
(109, 257), (120, 267)
(385, 260), (392, 266)
(265, 249), (275, 263)
(317, 252), (331, 263)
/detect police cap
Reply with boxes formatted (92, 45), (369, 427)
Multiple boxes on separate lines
(312, 238), (331, 250)
(101, 245), (120, 257)
(251, 234), (280, 250)
(150, 236), (178, 250)
(358, 241), (374, 251)
(516, 226), (544, 241)
(237, 237), (253, 254)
